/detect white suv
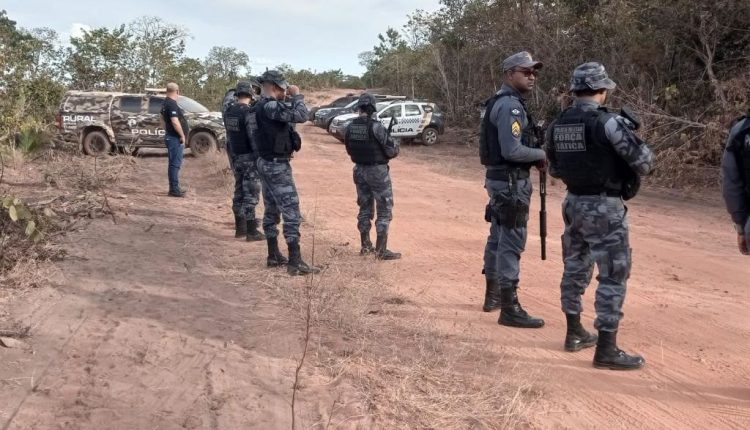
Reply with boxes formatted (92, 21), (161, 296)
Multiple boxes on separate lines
(329, 100), (446, 146)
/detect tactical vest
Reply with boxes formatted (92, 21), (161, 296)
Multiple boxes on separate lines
(479, 92), (537, 169)
(345, 117), (388, 165)
(255, 98), (294, 159)
(729, 116), (750, 197)
(224, 103), (255, 155)
(551, 106), (629, 196)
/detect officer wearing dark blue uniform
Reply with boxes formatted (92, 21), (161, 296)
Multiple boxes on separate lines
(479, 51), (546, 329)
(722, 111), (750, 255)
(344, 93), (401, 260)
(255, 70), (320, 276)
(224, 81), (264, 241)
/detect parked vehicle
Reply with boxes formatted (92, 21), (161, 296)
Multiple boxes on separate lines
(328, 100), (445, 146)
(57, 89), (226, 156)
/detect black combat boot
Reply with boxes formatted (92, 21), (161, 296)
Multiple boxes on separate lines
(360, 231), (375, 255)
(266, 237), (288, 267)
(498, 288), (545, 328)
(287, 241), (321, 276)
(235, 214), (247, 238)
(482, 278), (502, 312)
(593, 331), (645, 370)
(564, 313), (598, 352)
(245, 220), (265, 242)
(375, 233), (401, 260)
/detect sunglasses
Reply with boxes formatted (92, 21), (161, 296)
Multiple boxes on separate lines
(513, 69), (539, 78)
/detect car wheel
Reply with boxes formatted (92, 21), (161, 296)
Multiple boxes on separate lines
(421, 127), (439, 146)
(189, 131), (217, 156)
(82, 130), (112, 156)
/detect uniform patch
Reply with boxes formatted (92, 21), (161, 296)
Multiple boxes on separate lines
(511, 120), (522, 137)
(553, 124), (586, 152)
(511, 108), (521, 116)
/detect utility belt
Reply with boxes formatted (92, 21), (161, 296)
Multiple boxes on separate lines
(356, 161), (388, 166)
(484, 170), (530, 229)
(485, 166), (531, 181)
(567, 186), (622, 198)
(260, 155), (290, 163)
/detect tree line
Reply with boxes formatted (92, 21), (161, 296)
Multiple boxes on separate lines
(0, 10), (360, 143)
(360, 0), (750, 185)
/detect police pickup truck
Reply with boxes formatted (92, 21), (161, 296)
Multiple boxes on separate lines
(329, 100), (445, 146)
(57, 89), (226, 156)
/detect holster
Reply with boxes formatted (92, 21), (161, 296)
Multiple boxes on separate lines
(489, 174), (529, 229)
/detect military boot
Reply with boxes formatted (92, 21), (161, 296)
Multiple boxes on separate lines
(235, 214), (247, 238)
(564, 313), (598, 352)
(266, 237), (288, 268)
(593, 331), (645, 370)
(360, 231), (375, 255)
(498, 288), (545, 328)
(482, 278), (502, 312)
(375, 233), (401, 260)
(245, 220), (265, 242)
(287, 241), (321, 276)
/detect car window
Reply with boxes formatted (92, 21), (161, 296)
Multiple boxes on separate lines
(148, 97), (164, 114)
(344, 100), (358, 109)
(177, 96), (209, 113)
(405, 104), (422, 116)
(63, 95), (110, 112)
(118, 96), (143, 113)
(332, 97), (354, 107)
(380, 105), (402, 118)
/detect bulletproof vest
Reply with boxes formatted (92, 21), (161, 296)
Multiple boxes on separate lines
(730, 116), (750, 197)
(479, 92), (536, 169)
(255, 98), (294, 158)
(345, 117), (387, 165)
(551, 106), (628, 195)
(224, 103), (255, 155)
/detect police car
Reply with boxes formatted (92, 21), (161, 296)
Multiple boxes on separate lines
(328, 100), (445, 146)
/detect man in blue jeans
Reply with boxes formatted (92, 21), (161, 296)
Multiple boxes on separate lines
(161, 82), (188, 197)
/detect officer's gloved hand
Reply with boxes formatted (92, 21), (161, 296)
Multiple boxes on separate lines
(738, 233), (749, 255)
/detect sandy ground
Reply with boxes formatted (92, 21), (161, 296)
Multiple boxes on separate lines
(1, 91), (749, 429)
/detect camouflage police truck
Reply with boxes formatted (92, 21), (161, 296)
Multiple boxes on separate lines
(56, 90), (226, 156)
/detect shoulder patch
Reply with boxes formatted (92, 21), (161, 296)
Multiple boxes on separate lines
(511, 108), (521, 116)
(511, 120), (522, 138)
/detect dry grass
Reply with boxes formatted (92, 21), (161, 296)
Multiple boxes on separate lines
(198, 141), (538, 428)
(1, 150), (134, 311)
(252, 242), (539, 429)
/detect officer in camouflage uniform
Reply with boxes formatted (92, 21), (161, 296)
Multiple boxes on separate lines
(479, 51), (546, 328)
(224, 81), (264, 241)
(721, 111), (750, 255)
(547, 62), (654, 370)
(344, 93), (401, 260)
(255, 70), (320, 276)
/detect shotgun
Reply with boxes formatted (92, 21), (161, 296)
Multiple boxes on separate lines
(540, 170), (547, 261)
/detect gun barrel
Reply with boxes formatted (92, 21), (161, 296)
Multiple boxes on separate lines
(540, 171), (547, 261)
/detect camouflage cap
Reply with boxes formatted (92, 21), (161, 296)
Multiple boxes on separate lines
(502, 51), (543, 72)
(235, 81), (254, 97)
(356, 93), (377, 109)
(258, 70), (289, 89)
(570, 62), (617, 92)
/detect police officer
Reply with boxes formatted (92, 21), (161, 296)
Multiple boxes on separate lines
(224, 80), (265, 241)
(547, 62), (654, 370)
(344, 93), (401, 260)
(255, 70), (319, 276)
(722, 111), (750, 256)
(479, 51), (546, 328)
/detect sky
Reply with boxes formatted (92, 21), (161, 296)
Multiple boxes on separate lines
(4, 0), (441, 76)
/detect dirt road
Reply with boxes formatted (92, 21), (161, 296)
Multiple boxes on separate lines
(2, 100), (749, 428)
